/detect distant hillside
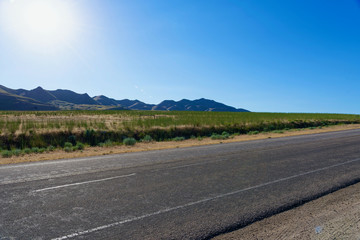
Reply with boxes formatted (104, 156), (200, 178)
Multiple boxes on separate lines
(49, 89), (98, 105)
(15, 86), (57, 103)
(95, 98), (249, 112)
(0, 87), (58, 111)
(93, 95), (119, 106)
(93, 97), (155, 110)
(0, 85), (249, 112)
(115, 99), (156, 110)
(0, 85), (104, 110)
(152, 98), (248, 112)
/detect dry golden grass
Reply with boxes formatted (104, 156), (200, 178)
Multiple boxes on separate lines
(1, 124), (359, 165)
(0, 112), (176, 135)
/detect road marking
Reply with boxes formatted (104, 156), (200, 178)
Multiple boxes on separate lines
(33, 173), (136, 192)
(51, 157), (360, 240)
(0, 154), (126, 169)
(167, 159), (224, 170)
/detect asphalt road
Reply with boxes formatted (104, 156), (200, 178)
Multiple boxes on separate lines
(1, 129), (360, 240)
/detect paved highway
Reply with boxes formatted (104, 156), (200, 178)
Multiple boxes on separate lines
(1, 129), (360, 239)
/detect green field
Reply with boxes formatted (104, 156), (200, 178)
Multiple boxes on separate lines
(0, 111), (359, 151)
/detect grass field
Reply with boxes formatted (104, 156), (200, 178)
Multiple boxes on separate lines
(0, 111), (359, 153)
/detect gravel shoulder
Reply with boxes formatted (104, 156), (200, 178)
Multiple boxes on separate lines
(213, 176), (360, 240)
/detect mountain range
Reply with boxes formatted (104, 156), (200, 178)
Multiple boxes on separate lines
(0, 85), (249, 112)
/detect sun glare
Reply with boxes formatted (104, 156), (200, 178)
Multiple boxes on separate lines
(1, 0), (79, 52)
(25, 2), (65, 37)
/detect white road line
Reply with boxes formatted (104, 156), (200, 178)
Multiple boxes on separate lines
(167, 159), (224, 170)
(51, 157), (360, 240)
(0, 154), (125, 169)
(33, 173), (136, 192)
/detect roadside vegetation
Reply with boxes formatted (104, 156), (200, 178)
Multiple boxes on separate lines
(0, 110), (359, 157)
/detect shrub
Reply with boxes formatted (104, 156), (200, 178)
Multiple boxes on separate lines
(211, 133), (221, 140)
(141, 135), (153, 143)
(211, 133), (223, 140)
(13, 149), (22, 156)
(272, 130), (284, 134)
(211, 132), (230, 140)
(31, 147), (40, 153)
(248, 131), (260, 135)
(64, 147), (73, 152)
(38, 148), (46, 153)
(98, 140), (113, 148)
(221, 131), (230, 139)
(173, 136), (185, 141)
(1, 150), (12, 158)
(23, 148), (32, 154)
(75, 142), (85, 150)
(123, 137), (136, 146)
(104, 140), (113, 147)
(47, 145), (55, 152)
(64, 142), (73, 148)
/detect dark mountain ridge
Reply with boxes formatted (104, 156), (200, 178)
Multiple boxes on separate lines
(0, 86), (58, 111)
(152, 98), (247, 112)
(49, 89), (98, 105)
(17, 86), (57, 103)
(0, 85), (249, 112)
(93, 95), (119, 106)
(116, 99), (156, 110)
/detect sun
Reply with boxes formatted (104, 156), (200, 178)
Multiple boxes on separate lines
(0, 0), (79, 51)
(24, 1), (67, 37)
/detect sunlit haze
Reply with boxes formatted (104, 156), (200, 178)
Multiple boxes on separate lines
(0, 0), (78, 51)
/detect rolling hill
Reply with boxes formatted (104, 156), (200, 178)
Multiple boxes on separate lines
(0, 85), (249, 112)
(0, 86), (58, 111)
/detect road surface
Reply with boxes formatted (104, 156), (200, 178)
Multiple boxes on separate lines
(1, 129), (360, 239)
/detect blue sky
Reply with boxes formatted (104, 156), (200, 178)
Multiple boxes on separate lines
(0, 0), (359, 113)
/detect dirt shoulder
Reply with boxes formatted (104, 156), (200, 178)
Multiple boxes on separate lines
(213, 181), (360, 240)
(1, 124), (360, 165)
